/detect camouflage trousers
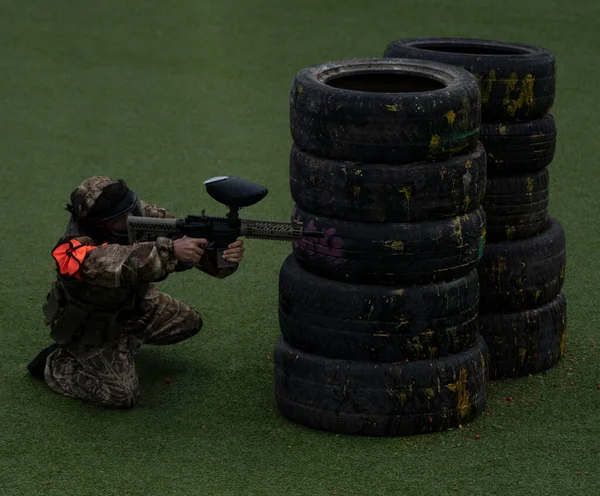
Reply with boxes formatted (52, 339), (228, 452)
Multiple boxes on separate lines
(44, 285), (202, 408)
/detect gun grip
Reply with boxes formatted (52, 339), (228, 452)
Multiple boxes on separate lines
(217, 253), (238, 270)
(196, 246), (238, 272)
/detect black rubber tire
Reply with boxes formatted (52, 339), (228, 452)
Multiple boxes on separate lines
(383, 37), (556, 122)
(478, 217), (565, 312)
(274, 335), (489, 437)
(292, 204), (486, 285)
(278, 254), (479, 362)
(479, 293), (566, 379)
(289, 142), (487, 222)
(483, 168), (549, 242)
(480, 115), (557, 176)
(290, 58), (481, 164)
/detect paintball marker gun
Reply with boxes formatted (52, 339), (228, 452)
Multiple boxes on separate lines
(126, 176), (325, 269)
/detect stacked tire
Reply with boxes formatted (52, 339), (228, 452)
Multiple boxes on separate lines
(384, 38), (567, 379)
(275, 58), (490, 436)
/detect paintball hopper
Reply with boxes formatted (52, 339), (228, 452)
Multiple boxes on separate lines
(204, 176), (268, 209)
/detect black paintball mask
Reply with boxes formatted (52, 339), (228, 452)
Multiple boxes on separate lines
(66, 180), (142, 245)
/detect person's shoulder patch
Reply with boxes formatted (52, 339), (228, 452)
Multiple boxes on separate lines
(51, 239), (108, 279)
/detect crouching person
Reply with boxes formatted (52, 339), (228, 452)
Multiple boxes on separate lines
(28, 176), (245, 408)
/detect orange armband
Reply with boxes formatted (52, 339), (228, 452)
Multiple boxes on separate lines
(51, 239), (107, 279)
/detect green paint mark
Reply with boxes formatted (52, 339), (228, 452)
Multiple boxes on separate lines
(477, 228), (486, 258)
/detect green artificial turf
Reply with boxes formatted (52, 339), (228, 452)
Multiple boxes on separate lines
(1, 0), (599, 494)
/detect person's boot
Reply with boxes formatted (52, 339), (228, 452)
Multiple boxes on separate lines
(27, 343), (58, 380)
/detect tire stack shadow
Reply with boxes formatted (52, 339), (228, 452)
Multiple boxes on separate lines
(274, 58), (490, 436)
(384, 38), (567, 380)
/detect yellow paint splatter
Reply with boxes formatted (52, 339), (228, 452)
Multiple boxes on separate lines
(534, 289), (542, 302)
(504, 73), (536, 117)
(455, 368), (471, 420)
(386, 104), (399, 112)
(389, 240), (404, 251)
(408, 338), (423, 357)
(499, 124), (508, 136)
(518, 348), (527, 363)
(397, 314), (410, 326)
(424, 388), (435, 406)
(430, 135), (441, 151)
(464, 196), (471, 211)
(353, 186), (361, 196)
(526, 177), (535, 200)
(505, 226), (516, 240)
(481, 70), (497, 104)
(560, 266), (566, 280)
(445, 110), (456, 125)
(480, 352), (486, 382)
(354, 169), (363, 176)
(452, 216), (464, 244)
(398, 186), (412, 219)
(560, 330), (567, 356)
(465, 160), (473, 169)
(297, 85), (304, 94)
(505, 72), (519, 92)
(439, 166), (447, 180)
(392, 289), (405, 295)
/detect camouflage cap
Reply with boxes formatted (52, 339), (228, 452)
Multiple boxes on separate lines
(67, 176), (120, 220)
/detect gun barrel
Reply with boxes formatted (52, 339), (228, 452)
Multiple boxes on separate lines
(241, 219), (321, 241)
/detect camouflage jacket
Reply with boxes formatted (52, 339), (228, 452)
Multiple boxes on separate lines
(51, 200), (237, 312)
